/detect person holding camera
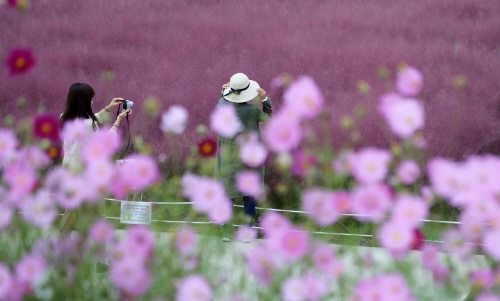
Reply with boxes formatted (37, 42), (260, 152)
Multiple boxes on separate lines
(59, 82), (132, 236)
(215, 73), (272, 242)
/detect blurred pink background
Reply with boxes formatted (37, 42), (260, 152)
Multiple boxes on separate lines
(1, 0), (500, 158)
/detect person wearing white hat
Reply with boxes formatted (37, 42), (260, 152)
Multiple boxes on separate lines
(215, 73), (272, 242)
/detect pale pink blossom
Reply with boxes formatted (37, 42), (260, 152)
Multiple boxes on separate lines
(476, 293), (500, 301)
(210, 104), (243, 138)
(396, 66), (423, 96)
(60, 118), (88, 143)
(235, 225), (256, 242)
(246, 245), (277, 286)
(20, 190), (57, 227)
(459, 209), (486, 240)
(378, 220), (414, 257)
(464, 155), (500, 194)
(0, 203), (13, 229)
(82, 129), (120, 164)
(351, 185), (392, 222)
(84, 159), (115, 194)
(441, 229), (473, 258)
(236, 171), (264, 199)
(396, 160), (420, 184)
(303, 273), (329, 301)
(283, 76), (324, 119)
(176, 227), (197, 254)
(302, 189), (339, 226)
(391, 194), (428, 227)
(379, 96), (424, 138)
(17, 146), (50, 169)
(0, 263), (12, 299)
(263, 115), (302, 153)
(125, 226), (155, 259)
(207, 199), (233, 224)
(180, 173), (199, 198)
(421, 243), (440, 270)
(57, 175), (87, 209)
(483, 229), (500, 260)
(281, 276), (307, 301)
(176, 274), (213, 301)
(89, 219), (115, 244)
(312, 244), (343, 279)
(0, 129), (17, 163)
(260, 211), (292, 239)
(470, 268), (495, 290)
(277, 228), (309, 261)
(110, 257), (150, 297)
(190, 177), (228, 213)
(378, 273), (414, 300)
(427, 157), (463, 200)
(239, 141), (268, 168)
(15, 253), (47, 286)
(351, 148), (392, 185)
(161, 105), (188, 134)
(3, 163), (37, 202)
(115, 155), (160, 191)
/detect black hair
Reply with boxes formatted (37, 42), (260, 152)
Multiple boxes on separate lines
(60, 82), (102, 130)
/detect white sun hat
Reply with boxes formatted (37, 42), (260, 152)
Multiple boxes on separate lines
(223, 73), (260, 103)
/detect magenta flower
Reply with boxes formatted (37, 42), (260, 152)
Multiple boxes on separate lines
(15, 253), (47, 286)
(5, 48), (36, 76)
(0, 129), (18, 163)
(350, 147), (392, 185)
(125, 226), (155, 258)
(483, 229), (500, 260)
(391, 194), (428, 227)
(176, 274), (213, 301)
(82, 129), (121, 164)
(278, 228), (309, 262)
(198, 138), (217, 157)
(476, 293), (500, 301)
(236, 171), (264, 199)
(176, 227), (197, 254)
(89, 219), (115, 244)
(396, 160), (420, 184)
(281, 276), (307, 301)
(378, 220), (414, 257)
(235, 225), (256, 243)
(263, 115), (302, 153)
(291, 149), (317, 177)
(161, 105), (188, 134)
(283, 76), (324, 119)
(396, 65), (423, 96)
(33, 114), (59, 142)
(351, 184), (392, 222)
(260, 211), (292, 239)
(0, 263), (12, 299)
(110, 257), (150, 297)
(302, 189), (339, 226)
(210, 104), (242, 138)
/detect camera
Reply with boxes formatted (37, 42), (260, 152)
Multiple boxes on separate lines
(122, 99), (134, 110)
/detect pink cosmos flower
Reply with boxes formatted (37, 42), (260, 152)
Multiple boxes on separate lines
(350, 148), (392, 185)
(459, 209), (486, 241)
(20, 190), (57, 228)
(15, 253), (47, 286)
(176, 274), (213, 301)
(161, 105), (188, 134)
(426, 157), (462, 200)
(235, 225), (257, 242)
(396, 160), (420, 184)
(111, 155), (160, 198)
(331, 191), (352, 214)
(176, 227), (198, 254)
(391, 194), (428, 227)
(483, 229), (500, 260)
(260, 211), (292, 239)
(125, 226), (155, 259)
(181, 173), (198, 199)
(303, 273), (329, 301)
(0, 129), (17, 163)
(3, 163), (37, 202)
(33, 114), (60, 142)
(239, 140), (268, 168)
(351, 184), (392, 222)
(263, 115), (302, 153)
(281, 276), (307, 301)
(60, 118), (88, 144)
(311, 243), (343, 279)
(378, 220), (414, 257)
(470, 268), (495, 290)
(291, 149), (317, 177)
(82, 129), (120, 164)
(84, 159), (115, 193)
(277, 228), (309, 262)
(0, 263), (12, 299)
(207, 199), (233, 224)
(378, 273), (414, 300)
(57, 175), (87, 209)
(283, 76), (324, 119)
(476, 293), (500, 301)
(464, 155), (500, 195)
(382, 97), (425, 138)
(246, 245), (278, 286)
(441, 229), (473, 258)
(302, 189), (339, 226)
(190, 177), (228, 213)
(210, 104), (243, 138)
(421, 243), (440, 270)
(89, 219), (115, 244)
(0, 203), (13, 230)
(236, 171), (264, 199)
(396, 66), (423, 96)
(5, 47), (36, 76)
(110, 257), (150, 297)
(17, 146), (51, 170)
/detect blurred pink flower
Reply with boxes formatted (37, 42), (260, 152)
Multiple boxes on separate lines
(33, 114), (59, 142)
(5, 48), (36, 76)
(464, 155), (500, 195)
(283, 76), (324, 119)
(207, 198), (233, 224)
(0, 263), (12, 299)
(278, 228), (309, 261)
(421, 243), (440, 270)
(263, 115), (302, 153)
(57, 175), (87, 209)
(246, 245), (277, 287)
(190, 177), (228, 213)
(21, 190), (57, 227)
(391, 194), (428, 227)
(3, 163), (37, 202)
(181, 173), (198, 199)
(235, 225), (256, 243)
(60, 119), (88, 144)
(303, 273), (329, 300)
(331, 191), (352, 214)
(380, 97), (424, 138)
(378, 220), (413, 257)
(89, 219), (115, 244)
(260, 211), (292, 239)
(459, 209), (486, 241)
(0, 203), (13, 229)
(396, 66), (423, 96)
(441, 229), (473, 258)
(311, 244), (343, 279)
(379, 273), (414, 300)
(470, 268), (495, 290)
(17, 146), (51, 170)
(483, 229), (500, 260)
(476, 293), (500, 301)
(0, 129), (17, 163)
(161, 105), (188, 134)
(125, 226), (155, 258)
(281, 276), (307, 301)
(351, 184), (392, 222)
(210, 104), (242, 138)
(110, 257), (150, 297)
(84, 159), (115, 194)
(82, 129), (120, 164)
(176, 274), (213, 301)
(236, 171), (263, 199)
(111, 155), (160, 198)
(239, 140), (268, 168)
(291, 149), (317, 177)
(302, 189), (339, 226)
(396, 160), (420, 184)
(351, 147), (392, 185)
(427, 157), (462, 200)
(176, 227), (197, 254)
(15, 253), (47, 286)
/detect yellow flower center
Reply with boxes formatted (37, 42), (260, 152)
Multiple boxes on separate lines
(15, 57), (27, 69)
(41, 122), (52, 134)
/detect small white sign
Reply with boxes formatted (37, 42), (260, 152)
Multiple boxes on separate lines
(120, 201), (152, 225)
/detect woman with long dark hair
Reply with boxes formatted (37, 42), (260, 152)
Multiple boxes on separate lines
(60, 82), (131, 168)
